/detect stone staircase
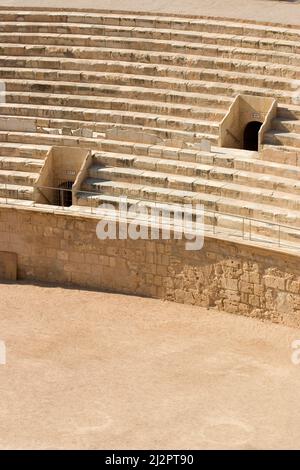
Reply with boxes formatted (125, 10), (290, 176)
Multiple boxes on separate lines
(0, 9), (298, 151)
(0, 8), (299, 249)
(0, 142), (50, 203)
(75, 140), (300, 247)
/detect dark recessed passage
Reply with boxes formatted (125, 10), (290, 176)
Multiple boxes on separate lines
(243, 121), (262, 151)
(56, 181), (73, 207)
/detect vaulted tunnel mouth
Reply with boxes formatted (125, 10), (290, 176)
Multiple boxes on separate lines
(56, 181), (73, 207)
(243, 121), (262, 151)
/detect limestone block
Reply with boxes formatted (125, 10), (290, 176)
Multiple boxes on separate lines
(223, 300), (239, 314)
(0, 117), (36, 132)
(286, 279), (300, 294)
(200, 139), (212, 152)
(275, 291), (294, 316)
(254, 284), (264, 296)
(221, 277), (238, 291)
(225, 291), (241, 303)
(240, 281), (254, 294)
(264, 275), (286, 290)
(106, 127), (163, 145)
(289, 293), (300, 310)
(238, 303), (250, 314)
(249, 272), (261, 284)
(249, 295), (261, 308)
(240, 292), (249, 303)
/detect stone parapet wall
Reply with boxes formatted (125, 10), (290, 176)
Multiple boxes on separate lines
(0, 205), (300, 327)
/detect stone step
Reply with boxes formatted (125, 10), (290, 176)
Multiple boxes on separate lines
(278, 105), (300, 120)
(4, 79), (229, 109)
(264, 131), (300, 148)
(0, 47), (298, 79)
(261, 145), (300, 166)
(1, 114), (218, 148)
(272, 119), (300, 133)
(0, 63), (294, 93)
(93, 141), (300, 181)
(0, 111), (223, 138)
(0, 169), (39, 186)
(0, 102), (224, 125)
(0, 35), (298, 67)
(0, 114), (107, 135)
(0, 107), (220, 144)
(0, 10), (299, 41)
(0, 23), (299, 55)
(181, 146), (300, 180)
(0, 142), (49, 158)
(0, 182), (34, 200)
(0, 196), (35, 206)
(84, 165), (300, 212)
(229, 154), (300, 180)
(0, 155), (44, 172)
(0, 113), (218, 145)
(2, 96), (299, 150)
(75, 192), (300, 247)
(3, 91), (230, 119)
(91, 151), (300, 195)
(80, 177), (300, 227)
(2, 77), (296, 106)
(0, 130), (100, 149)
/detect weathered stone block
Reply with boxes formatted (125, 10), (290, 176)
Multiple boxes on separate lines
(286, 279), (300, 294)
(264, 275), (286, 290)
(240, 281), (254, 294)
(221, 277), (238, 291)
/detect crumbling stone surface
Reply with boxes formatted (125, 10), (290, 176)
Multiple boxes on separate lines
(1, 206), (300, 327)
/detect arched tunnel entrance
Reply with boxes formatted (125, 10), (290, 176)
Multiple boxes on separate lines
(243, 121), (262, 151)
(56, 181), (73, 207)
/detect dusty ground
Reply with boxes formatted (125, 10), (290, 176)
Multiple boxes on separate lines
(0, 0), (299, 450)
(0, 282), (300, 449)
(0, 0), (299, 26)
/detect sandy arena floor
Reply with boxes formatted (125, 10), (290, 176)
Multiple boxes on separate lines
(0, 282), (300, 449)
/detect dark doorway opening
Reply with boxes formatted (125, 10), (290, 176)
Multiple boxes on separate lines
(243, 121), (262, 151)
(56, 181), (73, 207)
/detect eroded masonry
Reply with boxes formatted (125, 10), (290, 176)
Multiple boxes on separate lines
(0, 7), (300, 325)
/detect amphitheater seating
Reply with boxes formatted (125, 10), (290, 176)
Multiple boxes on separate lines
(0, 8), (300, 247)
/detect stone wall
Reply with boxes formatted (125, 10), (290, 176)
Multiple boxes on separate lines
(1, 205), (300, 327)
